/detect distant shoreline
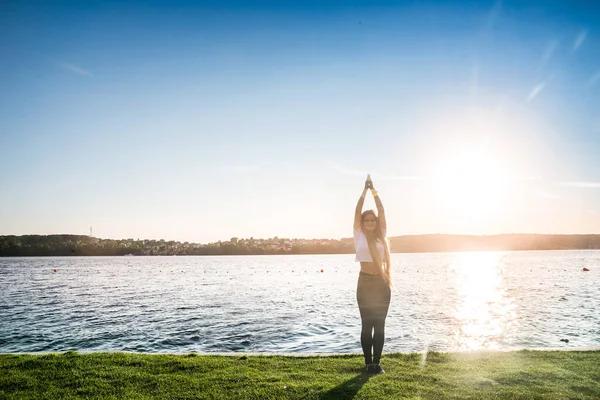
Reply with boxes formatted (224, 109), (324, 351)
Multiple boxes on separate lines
(1, 233), (600, 257)
(2, 248), (600, 258)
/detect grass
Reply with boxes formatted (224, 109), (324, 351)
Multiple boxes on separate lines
(1, 350), (599, 399)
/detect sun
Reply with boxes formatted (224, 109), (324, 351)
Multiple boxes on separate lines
(413, 102), (543, 233)
(426, 146), (517, 232)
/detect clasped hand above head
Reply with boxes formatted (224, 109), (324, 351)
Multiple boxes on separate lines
(365, 174), (374, 190)
(355, 174), (385, 231)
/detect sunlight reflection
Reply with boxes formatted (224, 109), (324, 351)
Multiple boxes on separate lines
(450, 252), (516, 351)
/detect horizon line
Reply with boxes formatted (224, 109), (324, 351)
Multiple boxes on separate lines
(2, 232), (600, 244)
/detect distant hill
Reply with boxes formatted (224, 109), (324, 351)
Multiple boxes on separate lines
(1, 233), (599, 256)
(389, 234), (600, 253)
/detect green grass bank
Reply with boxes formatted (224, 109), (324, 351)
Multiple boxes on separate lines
(1, 350), (599, 399)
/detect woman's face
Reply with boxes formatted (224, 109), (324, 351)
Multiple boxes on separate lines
(363, 214), (377, 232)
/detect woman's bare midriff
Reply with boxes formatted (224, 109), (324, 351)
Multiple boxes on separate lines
(360, 262), (380, 275)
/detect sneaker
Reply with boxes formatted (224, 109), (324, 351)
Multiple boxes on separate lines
(364, 363), (381, 374)
(372, 363), (385, 374)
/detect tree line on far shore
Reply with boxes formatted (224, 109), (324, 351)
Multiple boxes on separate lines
(1, 233), (599, 257)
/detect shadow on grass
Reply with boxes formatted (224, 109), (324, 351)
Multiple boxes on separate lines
(319, 373), (371, 400)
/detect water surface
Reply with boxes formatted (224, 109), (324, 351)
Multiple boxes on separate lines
(1, 251), (598, 353)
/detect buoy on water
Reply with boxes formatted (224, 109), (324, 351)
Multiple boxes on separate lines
(320, 269), (324, 273)
(53, 269), (57, 273)
(583, 267), (590, 272)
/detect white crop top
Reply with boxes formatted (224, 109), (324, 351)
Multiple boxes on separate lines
(354, 228), (386, 262)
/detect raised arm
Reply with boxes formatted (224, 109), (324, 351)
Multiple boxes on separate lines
(354, 187), (368, 230)
(371, 185), (387, 234)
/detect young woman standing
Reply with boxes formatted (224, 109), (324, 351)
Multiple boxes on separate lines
(353, 175), (392, 374)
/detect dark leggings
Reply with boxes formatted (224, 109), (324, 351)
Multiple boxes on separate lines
(356, 272), (391, 364)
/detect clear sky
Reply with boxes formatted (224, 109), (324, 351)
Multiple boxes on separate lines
(1, 0), (599, 243)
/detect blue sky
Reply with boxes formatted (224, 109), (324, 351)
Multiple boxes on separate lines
(1, 0), (599, 243)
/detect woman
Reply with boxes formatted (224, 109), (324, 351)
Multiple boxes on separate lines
(354, 175), (392, 374)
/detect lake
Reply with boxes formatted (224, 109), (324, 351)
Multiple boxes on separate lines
(1, 251), (599, 354)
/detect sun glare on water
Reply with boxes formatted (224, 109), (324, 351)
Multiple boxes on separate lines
(449, 252), (517, 351)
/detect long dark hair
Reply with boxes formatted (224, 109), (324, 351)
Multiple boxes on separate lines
(361, 210), (392, 286)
